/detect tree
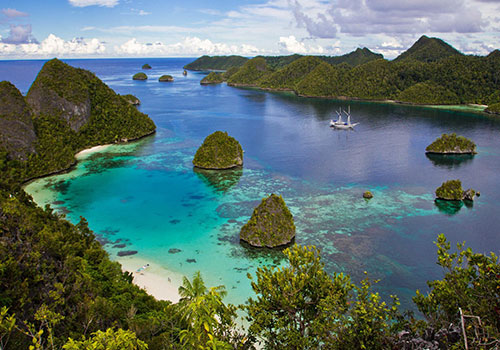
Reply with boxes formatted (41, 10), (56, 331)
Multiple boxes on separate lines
(414, 234), (500, 344)
(245, 245), (353, 349)
(63, 328), (148, 350)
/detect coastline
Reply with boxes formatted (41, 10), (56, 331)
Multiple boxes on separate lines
(118, 255), (182, 303)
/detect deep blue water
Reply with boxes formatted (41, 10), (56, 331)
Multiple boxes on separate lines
(4, 58), (500, 309)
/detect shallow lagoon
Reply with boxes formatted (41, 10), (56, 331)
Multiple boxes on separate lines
(5, 58), (500, 309)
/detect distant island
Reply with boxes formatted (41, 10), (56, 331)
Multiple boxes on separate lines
(133, 72), (148, 80)
(426, 133), (477, 154)
(185, 36), (500, 111)
(142, 63), (152, 69)
(159, 74), (174, 82)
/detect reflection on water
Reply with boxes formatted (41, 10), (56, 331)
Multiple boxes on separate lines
(193, 167), (243, 193)
(434, 199), (464, 215)
(425, 153), (475, 169)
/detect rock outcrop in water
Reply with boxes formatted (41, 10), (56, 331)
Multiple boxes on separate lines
(426, 133), (477, 154)
(240, 194), (296, 248)
(159, 75), (174, 82)
(142, 63), (152, 69)
(0, 81), (37, 161)
(193, 131), (243, 170)
(435, 179), (477, 201)
(363, 191), (373, 199)
(133, 72), (148, 80)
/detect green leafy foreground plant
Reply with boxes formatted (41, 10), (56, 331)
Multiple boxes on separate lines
(245, 245), (400, 350)
(414, 234), (500, 346)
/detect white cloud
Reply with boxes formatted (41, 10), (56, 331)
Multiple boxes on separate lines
(1, 8), (29, 18)
(68, 0), (118, 8)
(0, 34), (106, 57)
(115, 37), (261, 56)
(278, 35), (325, 54)
(1, 24), (38, 44)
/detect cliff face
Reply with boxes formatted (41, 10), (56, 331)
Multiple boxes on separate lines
(0, 81), (37, 160)
(27, 59), (92, 132)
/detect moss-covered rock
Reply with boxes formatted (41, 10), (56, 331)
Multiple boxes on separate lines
(363, 191), (373, 199)
(240, 194), (296, 248)
(200, 72), (224, 85)
(159, 75), (174, 82)
(435, 180), (464, 201)
(485, 103), (500, 115)
(142, 63), (152, 69)
(133, 72), (148, 80)
(0, 81), (37, 160)
(193, 131), (243, 169)
(426, 133), (476, 154)
(121, 94), (140, 106)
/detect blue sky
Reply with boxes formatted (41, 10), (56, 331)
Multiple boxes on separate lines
(1, 0), (499, 59)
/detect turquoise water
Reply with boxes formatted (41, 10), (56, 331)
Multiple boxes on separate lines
(6, 58), (500, 309)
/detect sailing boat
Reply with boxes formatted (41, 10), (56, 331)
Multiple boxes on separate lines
(330, 106), (359, 129)
(329, 109), (344, 127)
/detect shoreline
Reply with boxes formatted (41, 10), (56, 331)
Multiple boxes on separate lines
(117, 255), (182, 303)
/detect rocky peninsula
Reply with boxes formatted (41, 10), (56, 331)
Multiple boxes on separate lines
(240, 194), (296, 248)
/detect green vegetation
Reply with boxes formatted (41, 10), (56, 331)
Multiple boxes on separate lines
(240, 193), (295, 248)
(223, 35), (500, 106)
(184, 55), (248, 71)
(394, 35), (463, 62)
(322, 47), (383, 66)
(0, 59), (156, 185)
(142, 64), (151, 69)
(398, 82), (460, 104)
(158, 74), (174, 82)
(121, 94), (140, 105)
(486, 102), (500, 114)
(132, 72), (147, 80)
(435, 179), (464, 200)
(227, 57), (272, 86)
(259, 56), (324, 90)
(200, 72), (224, 85)
(426, 133), (477, 154)
(192, 131), (243, 169)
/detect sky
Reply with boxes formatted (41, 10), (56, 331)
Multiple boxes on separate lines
(0, 0), (499, 59)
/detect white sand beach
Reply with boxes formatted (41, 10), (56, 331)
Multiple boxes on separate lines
(117, 255), (183, 303)
(75, 144), (112, 158)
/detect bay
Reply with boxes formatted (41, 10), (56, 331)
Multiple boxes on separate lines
(3, 58), (500, 309)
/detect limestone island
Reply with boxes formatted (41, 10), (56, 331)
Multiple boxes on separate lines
(183, 70), (188, 76)
(435, 179), (477, 201)
(200, 72), (224, 85)
(192, 131), (243, 170)
(121, 94), (140, 106)
(159, 75), (174, 82)
(363, 191), (373, 199)
(240, 194), (296, 248)
(142, 63), (152, 69)
(133, 72), (148, 81)
(426, 133), (476, 154)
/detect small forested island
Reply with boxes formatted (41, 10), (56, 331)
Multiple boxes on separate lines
(121, 93), (141, 105)
(426, 133), (477, 154)
(158, 74), (174, 82)
(133, 72), (148, 80)
(200, 72), (224, 85)
(240, 193), (296, 247)
(435, 179), (477, 201)
(192, 131), (243, 169)
(187, 35), (500, 108)
(142, 63), (152, 69)
(363, 190), (373, 199)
